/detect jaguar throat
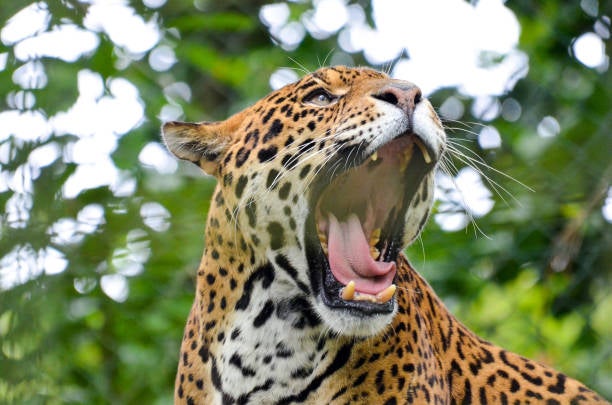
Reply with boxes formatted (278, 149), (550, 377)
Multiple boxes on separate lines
(307, 133), (435, 316)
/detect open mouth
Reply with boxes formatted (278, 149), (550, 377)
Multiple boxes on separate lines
(306, 133), (435, 315)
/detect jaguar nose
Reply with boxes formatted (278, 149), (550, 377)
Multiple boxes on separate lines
(372, 83), (422, 116)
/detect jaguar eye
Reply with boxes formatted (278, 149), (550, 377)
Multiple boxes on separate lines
(304, 89), (337, 107)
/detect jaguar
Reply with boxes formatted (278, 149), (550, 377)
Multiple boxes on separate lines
(162, 66), (609, 404)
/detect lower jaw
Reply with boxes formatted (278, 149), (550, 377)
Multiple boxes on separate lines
(319, 266), (396, 314)
(313, 290), (398, 337)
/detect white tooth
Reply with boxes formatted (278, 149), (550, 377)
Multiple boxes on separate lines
(371, 152), (378, 162)
(422, 148), (432, 164)
(318, 227), (328, 255)
(375, 284), (397, 303)
(415, 140), (432, 164)
(353, 291), (378, 303)
(370, 246), (380, 260)
(369, 228), (381, 260)
(370, 228), (381, 247)
(341, 281), (356, 301)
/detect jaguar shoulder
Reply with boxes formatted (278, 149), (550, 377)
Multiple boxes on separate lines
(162, 66), (609, 404)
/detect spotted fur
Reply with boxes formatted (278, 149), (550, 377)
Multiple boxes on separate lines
(162, 66), (609, 404)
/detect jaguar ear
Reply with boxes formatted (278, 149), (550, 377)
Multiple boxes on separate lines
(162, 120), (231, 175)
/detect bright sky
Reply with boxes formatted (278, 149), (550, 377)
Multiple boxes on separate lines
(0, 0), (609, 296)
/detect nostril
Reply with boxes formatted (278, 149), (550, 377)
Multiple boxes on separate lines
(373, 86), (422, 111)
(413, 90), (422, 105)
(373, 92), (399, 106)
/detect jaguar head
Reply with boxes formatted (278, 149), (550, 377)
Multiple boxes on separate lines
(162, 66), (446, 337)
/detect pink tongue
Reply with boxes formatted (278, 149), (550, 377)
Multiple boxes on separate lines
(327, 213), (396, 295)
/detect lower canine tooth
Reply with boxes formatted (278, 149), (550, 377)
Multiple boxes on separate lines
(370, 152), (378, 162)
(375, 284), (397, 303)
(341, 280), (356, 300)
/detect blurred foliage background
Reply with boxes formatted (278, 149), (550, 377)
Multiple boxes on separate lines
(0, 0), (610, 403)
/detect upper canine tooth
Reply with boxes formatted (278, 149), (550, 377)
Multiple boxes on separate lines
(415, 139), (432, 164)
(318, 228), (328, 254)
(370, 152), (378, 162)
(369, 228), (381, 247)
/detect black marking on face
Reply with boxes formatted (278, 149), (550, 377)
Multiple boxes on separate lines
(245, 129), (259, 147)
(281, 154), (298, 170)
(297, 80), (317, 91)
(245, 198), (257, 228)
(198, 344), (209, 363)
(281, 104), (293, 117)
(274, 254), (310, 294)
(253, 299), (275, 328)
(297, 139), (316, 156)
(276, 342), (293, 358)
(229, 353), (256, 377)
(299, 164), (311, 179)
(223, 172), (233, 186)
(262, 108), (276, 124)
(291, 367), (314, 379)
(276, 296), (320, 329)
(235, 147), (251, 168)
(230, 328), (241, 340)
(258, 145), (278, 163)
(212, 190), (224, 207)
(235, 263), (275, 310)
(266, 169), (279, 189)
(278, 182), (291, 200)
(223, 151), (233, 166)
(235, 175), (248, 198)
(267, 222), (285, 250)
(263, 119), (284, 143)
